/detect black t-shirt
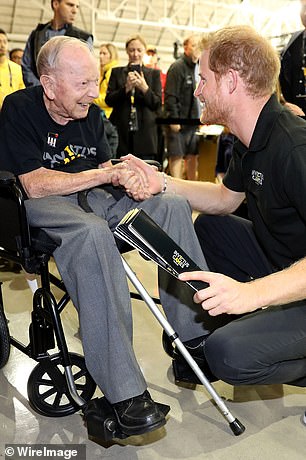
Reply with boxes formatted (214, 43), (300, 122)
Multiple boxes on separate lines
(0, 86), (111, 176)
(223, 94), (306, 270)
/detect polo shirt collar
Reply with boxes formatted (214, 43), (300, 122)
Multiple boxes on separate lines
(235, 94), (284, 155)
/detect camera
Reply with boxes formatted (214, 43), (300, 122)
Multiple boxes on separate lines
(129, 63), (141, 74)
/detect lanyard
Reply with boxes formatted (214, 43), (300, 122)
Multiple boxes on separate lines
(130, 87), (135, 106)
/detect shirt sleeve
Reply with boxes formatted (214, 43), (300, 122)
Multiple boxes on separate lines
(140, 69), (162, 111)
(105, 68), (127, 108)
(21, 31), (40, 87)
(282, 145), (306, 222)
(0, 93), (45, 175)
(222, 147), (245, 193)
(164, 63), (181, 118)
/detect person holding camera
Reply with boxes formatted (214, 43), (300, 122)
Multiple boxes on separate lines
(105, 34), (162, 160)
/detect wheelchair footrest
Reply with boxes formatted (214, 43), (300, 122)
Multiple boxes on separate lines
(83, 397), (128, 441)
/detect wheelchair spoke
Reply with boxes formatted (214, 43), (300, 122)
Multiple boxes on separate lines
(75, 383), (86, 391)
(72, 368), (86, 381)
(38, 386), (59, 400)
(36, 378), (55, 387)
(52, 391), (64, 408)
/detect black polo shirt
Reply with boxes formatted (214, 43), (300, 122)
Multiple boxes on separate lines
(223, 94), (306, 269)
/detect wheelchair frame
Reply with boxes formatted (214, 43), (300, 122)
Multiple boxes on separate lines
(0, 171), (96, 417)
(0, 170), (246, 442)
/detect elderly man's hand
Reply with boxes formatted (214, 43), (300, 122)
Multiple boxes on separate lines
(120, 154), (163, 196)
(111, 161), (152, 201)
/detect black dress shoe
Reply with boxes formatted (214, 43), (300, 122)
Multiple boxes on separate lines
(172, 335), (217, 384)
(112, 390), (169, 436)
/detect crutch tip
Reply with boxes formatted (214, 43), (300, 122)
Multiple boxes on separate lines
(229, 418), (246, 436)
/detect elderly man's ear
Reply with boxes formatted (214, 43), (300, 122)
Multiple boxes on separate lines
(40, 74), (56, 100)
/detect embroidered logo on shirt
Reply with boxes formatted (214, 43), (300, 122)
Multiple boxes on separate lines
(251, 169), (264, 186)
(47, 132), (58, 148)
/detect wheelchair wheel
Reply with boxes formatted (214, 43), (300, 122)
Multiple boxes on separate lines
(0, 308), (10, 369)
(162, 330), (175, 358)
(27, 352), (96, 417)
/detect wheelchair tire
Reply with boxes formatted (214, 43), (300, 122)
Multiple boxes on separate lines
(162, 330), (175, 358)
(0, 308), (10, 369)
(27, 352), (96, 417)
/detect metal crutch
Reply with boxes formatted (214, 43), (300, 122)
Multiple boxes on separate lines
(122, 256), (245, 436)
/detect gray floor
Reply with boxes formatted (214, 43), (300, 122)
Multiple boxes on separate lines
(0, 251), (305, 460)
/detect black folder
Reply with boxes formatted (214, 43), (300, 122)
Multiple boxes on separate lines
(114, 208), (208, 292)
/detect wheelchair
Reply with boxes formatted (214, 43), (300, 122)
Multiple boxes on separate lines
(0, 170), (245, 442)
(0, 170), (131, 441)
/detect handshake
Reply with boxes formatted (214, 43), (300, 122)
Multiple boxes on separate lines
(108, 155), (165, 202)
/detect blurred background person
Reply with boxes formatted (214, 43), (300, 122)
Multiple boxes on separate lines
(0, 29), (24, 273)
(214, 128), (236, 185)
(164, 34), (200, 180)
(279, 0), (306, 115)
(143, 45), (159, 68)
(22, 0), (93, 87)
(9, 48), (24, 65)
(0, 29), (24, 110)
(94, 42), (119, 118)
(143, 44), (167, 103)
(105, 34), (162, 160)
(143, 44), (167, 164)
(93, 42), (119, 158)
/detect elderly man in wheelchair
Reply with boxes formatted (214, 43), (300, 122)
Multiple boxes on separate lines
(0, 36), (217, 440)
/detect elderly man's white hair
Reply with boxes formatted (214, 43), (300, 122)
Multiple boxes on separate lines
(37, 36), (91, 77)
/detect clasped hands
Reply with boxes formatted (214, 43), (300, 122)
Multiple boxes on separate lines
(109, 158), (155, 201)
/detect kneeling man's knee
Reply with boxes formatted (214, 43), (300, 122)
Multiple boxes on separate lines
(205, 330), (249, 385)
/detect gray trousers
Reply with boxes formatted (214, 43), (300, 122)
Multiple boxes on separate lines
(195, 214), (306, 387)
(25, 189), (220, 403)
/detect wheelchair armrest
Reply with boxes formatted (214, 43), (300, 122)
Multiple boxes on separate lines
(0, 170), (16, 186)
(0, 170), (58, 273)
(0, 170), (32, 259)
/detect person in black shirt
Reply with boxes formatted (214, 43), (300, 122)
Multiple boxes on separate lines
(105, 34), (162, 161)
(164, 35), (200, 180)
(124, 25), (306, 390)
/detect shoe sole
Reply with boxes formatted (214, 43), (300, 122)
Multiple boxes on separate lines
(114, 413), (167, 437)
